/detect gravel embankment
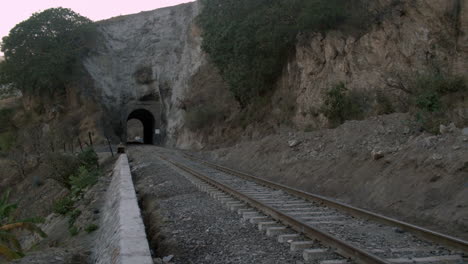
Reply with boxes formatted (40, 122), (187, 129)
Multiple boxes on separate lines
(128, 145), (304, 264)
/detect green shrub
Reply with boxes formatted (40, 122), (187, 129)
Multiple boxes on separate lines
(412, 73), (467, 113)
(68, 209), (81, 225)
(320, 82), (365, 126)
(77, 147), (99, 170)
(68, 226), (78, 236)
(299, 0), (370, 32)
(0, 108), (14, 131)
(0, 131), (16, 152)
(69, 166), (99, 197)
(53, 196), (74, 215)
(84, 224), (98, 233)
(45, 153), (81, 189)
(198, 0), (370, 106)
(408, 72), (467, 133)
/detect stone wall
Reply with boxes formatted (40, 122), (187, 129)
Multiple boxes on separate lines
(92, 154), (152, 264)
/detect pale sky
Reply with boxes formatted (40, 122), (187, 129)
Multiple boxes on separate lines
(0, 0), (194, 55)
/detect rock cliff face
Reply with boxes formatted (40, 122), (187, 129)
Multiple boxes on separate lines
(278, 0), (468, 129)
(84, 2), (203, 145)
(84, 0), (467, 147)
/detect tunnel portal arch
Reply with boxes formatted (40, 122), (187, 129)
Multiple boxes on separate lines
(127, 109), (155, 144)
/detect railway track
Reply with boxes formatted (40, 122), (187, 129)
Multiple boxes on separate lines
(158, 150), (467, 264)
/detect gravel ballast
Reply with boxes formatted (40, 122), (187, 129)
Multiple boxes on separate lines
(128, 145), (304, 264)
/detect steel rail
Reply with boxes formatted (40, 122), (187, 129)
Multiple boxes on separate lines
(184, 154), (468, 253)
(160, 154), (391, 264)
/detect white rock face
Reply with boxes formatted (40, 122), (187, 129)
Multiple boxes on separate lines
(84, 2), (204, 145)
(84, 0), (468, 147)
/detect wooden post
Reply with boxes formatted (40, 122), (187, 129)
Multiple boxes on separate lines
(71, 141), (74, 153)
(63, 142), (66, 152)
(106, 136), (114, 157)
(88, 132), (93, 146)
(78, 138), (83, 152)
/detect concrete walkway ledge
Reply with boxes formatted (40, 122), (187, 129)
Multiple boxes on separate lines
(92, 154), (153, 264)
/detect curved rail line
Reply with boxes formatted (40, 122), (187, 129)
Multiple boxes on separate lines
(160, 155), (389, 264)
(157, 152), (467, 264)
(184, 154), (468, 253)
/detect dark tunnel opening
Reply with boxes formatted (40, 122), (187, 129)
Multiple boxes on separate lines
(127, 109), (155, 144)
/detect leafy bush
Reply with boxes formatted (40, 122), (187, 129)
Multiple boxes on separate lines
(0, 132), (16, 152)
(46, 148), (99, 190)
(299, 0), (370, 32)
(77, 147), (99, 170)
(53, 196), (74, 215)
(198, 0), (369, 106)
(45, 153), (81, 189)
(84, 224), (98, 233)
(411, 73), (467, 113)
(408, 72), (467, 133)
(68, 226), (79, 236)
(0, 108), (14, 132)
(69, 166), (99, 197)
(1, 8), (96, 94)
(320, 82), (365, 126)
(68, 209), (81, 226)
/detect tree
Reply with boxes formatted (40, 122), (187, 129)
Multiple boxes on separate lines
(0, 8), (96, 94)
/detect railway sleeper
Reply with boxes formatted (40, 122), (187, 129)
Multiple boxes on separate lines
(266, 226), (290, 237)
(386, 254), (463, 263)
(278, 234), (301, 243)
(303, 248), (331, 260)
(290, 240), (316, 251)
(258, 221), (282, 231)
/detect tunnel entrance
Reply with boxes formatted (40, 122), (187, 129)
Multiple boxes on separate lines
(127, 109), (155, 144)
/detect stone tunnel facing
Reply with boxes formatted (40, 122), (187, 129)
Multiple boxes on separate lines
(127, 109), (155, 144)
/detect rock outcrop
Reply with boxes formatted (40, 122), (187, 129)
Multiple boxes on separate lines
(84, 2), (204, 145)
(278, 0), (468, 129)
(84, 0), (467, 147)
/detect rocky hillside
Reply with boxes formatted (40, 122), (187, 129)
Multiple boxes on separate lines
(84, 3), (203, 145)
(82, 0), (468, 239)
(196, 113), (468, 239)
(83, 0), (467, 148)
(282, 0), (468, 129)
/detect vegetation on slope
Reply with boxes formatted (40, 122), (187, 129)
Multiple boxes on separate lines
(319, 70), (468, 130)
(408, 72), (467, 133)
(50, 148), (102, 236)
(0, 190), (46, 260)
(197, 0), (370, 106)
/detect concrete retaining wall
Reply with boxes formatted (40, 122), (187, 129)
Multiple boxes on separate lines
(92, 154), (152, 264)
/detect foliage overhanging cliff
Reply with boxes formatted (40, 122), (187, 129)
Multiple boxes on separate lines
(197, 0), (371, 106)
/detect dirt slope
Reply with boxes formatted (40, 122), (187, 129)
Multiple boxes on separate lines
(197, 113), (468, 239)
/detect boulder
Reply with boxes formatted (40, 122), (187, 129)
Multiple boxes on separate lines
(371, 149), (384, 160)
